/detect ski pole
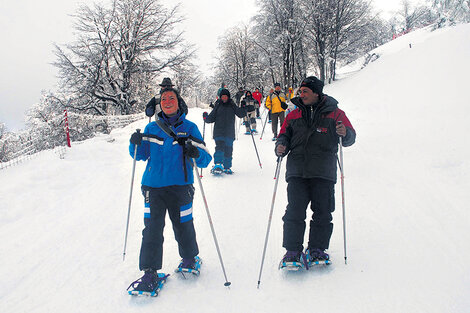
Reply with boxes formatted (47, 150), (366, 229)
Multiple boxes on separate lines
(200, 120), (206, 178)
(123, 129), (141, 261)
(338, 134), (347, 265)
(192, 159), (231, 287)
(260, 110), (270, 140)
(257, 156), (283, 288)
(244, 113), (262, 169)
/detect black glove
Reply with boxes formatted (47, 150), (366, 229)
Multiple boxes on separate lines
(145, 98), (156, 117)
(281, 101), (288, 110)
(241, 100), (246, 108)
(185, 142), (200, 159)
(203, 112), (208, 120)
(130, 131), (142, 145)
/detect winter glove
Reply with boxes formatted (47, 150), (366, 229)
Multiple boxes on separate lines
(130, 131), (143, 145)
(203, 112), (209, 120)
(241, 100), (246, 108)
(185, 142), (200, 159)
(145, 98), (157, 117)
(280, 101), (288, 110)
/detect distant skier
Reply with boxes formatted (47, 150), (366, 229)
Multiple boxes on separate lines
(265, 83), (287, 140)
(240, 90), (258, 134)
(128, 86), (211, 293)
(275, 76), (356, 269)
(252, 87), (263, 118)
(203, 88), (246, 175)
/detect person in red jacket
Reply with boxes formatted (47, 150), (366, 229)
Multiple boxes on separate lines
(252, 87), (263, 118)
(275, 76), (356, 268)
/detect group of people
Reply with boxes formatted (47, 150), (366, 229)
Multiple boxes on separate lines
(127, 76), (356, 293)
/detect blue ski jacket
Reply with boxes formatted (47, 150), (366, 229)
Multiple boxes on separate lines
(129, 112), (212, 188)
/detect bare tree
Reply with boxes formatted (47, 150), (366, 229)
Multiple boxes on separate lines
(53, 0), (195, 116)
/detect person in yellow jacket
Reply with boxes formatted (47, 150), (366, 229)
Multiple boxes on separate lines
(265, 82), (288, 141)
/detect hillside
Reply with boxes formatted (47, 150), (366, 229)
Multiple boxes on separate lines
(1, 24), (469, 313)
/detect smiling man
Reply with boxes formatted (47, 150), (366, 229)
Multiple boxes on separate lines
(275, 76), (356, 269)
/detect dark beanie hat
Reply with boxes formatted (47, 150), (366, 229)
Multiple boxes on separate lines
(300, 76), (324, 95)
(274, 82), (281, 87)
(220, 88), (231, 98)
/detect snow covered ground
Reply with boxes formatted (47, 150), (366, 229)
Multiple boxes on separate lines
(1, 24), (469, 313)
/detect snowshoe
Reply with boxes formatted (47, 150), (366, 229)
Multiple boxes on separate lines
(279, 251), (308, 271)
(223, 168), (233, 175)
(245, 131), (251, 135)
(210, 164), (224, 175)
(272, 136), (277, 141)
(305, 248), (331, 266)
(175, 256), (202, 276)
(251, 129), (258, 134)
(128, 271), (169, 297)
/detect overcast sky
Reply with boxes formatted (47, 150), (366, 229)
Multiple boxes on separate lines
(0, 0), (421, 131)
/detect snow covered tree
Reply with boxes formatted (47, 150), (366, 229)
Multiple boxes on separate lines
(253, 0), (311, 88)
(53, 0), (194, 116)
(213, 24), (261, 91)
(430, 0), (470, 23)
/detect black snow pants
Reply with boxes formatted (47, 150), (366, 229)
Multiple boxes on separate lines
(282, 177), (335, 252)
(139, 184), (198, 271)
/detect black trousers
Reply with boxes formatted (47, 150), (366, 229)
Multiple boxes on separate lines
(139, 185), (198, 271)
(282, 177), (335, 252)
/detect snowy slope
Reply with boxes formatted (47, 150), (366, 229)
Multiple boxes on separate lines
(1, 24), (470, 313)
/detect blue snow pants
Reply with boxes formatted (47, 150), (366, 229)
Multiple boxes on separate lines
(213, 137), (234, 169)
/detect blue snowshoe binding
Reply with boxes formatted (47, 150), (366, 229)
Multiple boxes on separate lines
(223, 168), (233, 175)
(305, 248), (331, 266)
(175, 256), (202, 276)
(128, 270), (169, 297)
(210, 164), (224, 175)
(279, 251), (309, 271)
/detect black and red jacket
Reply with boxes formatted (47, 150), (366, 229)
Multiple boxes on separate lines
(276, 95), (355, 183)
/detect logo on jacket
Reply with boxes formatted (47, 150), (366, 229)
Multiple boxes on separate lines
(177, 132), (188, 136)
(316, 127), (328, 133)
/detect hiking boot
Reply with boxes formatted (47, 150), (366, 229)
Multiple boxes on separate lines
(178, 257), (197, 270)
(131, 269), (161, 292)
(282, 250), (301, 263)
(210, 164), (224, 175)
(308, 248), (329, 261)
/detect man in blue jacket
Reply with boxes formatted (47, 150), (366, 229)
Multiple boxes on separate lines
(128, 87), (211, 293)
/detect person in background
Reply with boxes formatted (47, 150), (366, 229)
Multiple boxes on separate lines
(240, 90), (258, 134)
(202, 88), (246, 175)
(217, 82), (227, 99)
(265, 82), (287, 141)
(252, 87), (263, 119)
(235, 87), (245, 107)
(128, 86), (211, 293)
(275, 76), (356, 268)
